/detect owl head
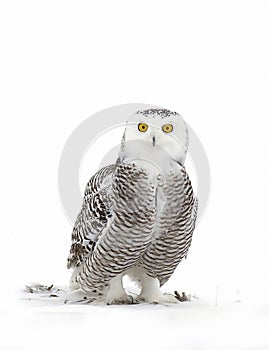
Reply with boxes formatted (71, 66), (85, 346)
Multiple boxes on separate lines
(120, 108), (189, 165)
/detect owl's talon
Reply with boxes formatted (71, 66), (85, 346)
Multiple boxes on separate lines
(106, 294), (134, 305)
(137, 292), (179, 304)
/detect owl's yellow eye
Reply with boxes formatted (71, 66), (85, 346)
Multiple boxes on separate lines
(162, 124), (173, 133)
(138, 123), (148, 132)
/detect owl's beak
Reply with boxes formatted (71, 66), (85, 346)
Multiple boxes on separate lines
(152, 135), (156, 147)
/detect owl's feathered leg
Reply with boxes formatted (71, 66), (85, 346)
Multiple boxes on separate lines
(137, 273), (178, 304)
(105, 273), (133, 305)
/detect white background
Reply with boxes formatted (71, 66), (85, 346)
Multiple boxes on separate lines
(0, 1), (269, 349)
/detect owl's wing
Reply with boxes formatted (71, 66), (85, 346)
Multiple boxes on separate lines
(161, 167), (198, 284)
(140, 165), (198, 286)
(70, 162), (157, 292)
(67, 164), (116, 269)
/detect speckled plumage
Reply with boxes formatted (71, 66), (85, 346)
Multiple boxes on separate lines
(67, 108), (198, 304)
(136, 108), (179, 119)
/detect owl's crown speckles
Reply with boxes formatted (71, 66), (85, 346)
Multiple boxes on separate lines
(136, 108), (179, 119)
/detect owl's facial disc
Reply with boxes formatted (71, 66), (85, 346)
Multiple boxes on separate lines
(121, 109), (189, 165)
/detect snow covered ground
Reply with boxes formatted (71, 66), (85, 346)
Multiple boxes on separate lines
(2, 273), (269, 350)
(1, 284), (268, 350)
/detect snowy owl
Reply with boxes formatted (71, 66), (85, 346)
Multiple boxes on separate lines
(67, 108), (198, 304)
